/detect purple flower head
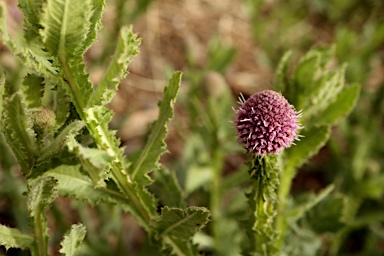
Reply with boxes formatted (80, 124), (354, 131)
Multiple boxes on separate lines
(235, 90), (301, 155)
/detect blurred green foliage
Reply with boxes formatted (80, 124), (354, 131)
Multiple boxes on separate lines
(1, 0), (384, 255)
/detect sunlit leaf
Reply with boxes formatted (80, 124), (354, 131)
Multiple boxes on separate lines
(129, 72), (182, 185)
(59, 224), (86, 256)
(0, 225), (34, 250)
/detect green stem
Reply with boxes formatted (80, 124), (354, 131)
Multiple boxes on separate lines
(59, 56), (152, 230)
(275, 165), (296, 251)
(33, 210), (47, 256)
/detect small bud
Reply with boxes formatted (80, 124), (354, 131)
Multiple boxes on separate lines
(235, 90), (301, 155)
(32, 107), (56, 132)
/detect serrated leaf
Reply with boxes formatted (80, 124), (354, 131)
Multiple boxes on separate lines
(27, 176), (58, 256)
(314, 83), (360, 126)
(53, 85), (70, 129)
(1, 3), (58, 78)
(59, 224), (86, 256)
(152, 165), (186, 208)
(21, 74), (44, 108)
(18, 0), (45, 40)
(0, 225), (34, 250)
(38, 120), (84, 163)
(28, 176), (58, 216)
(84, 106), (123, 156)
(67, 135), (112, 188)
(2, 92), (37, 173)
(284, 125), (330, 170)
(43, 165), (156, 231)
(40, 0), (93, 59)
(89, 26), (140, 107)
(40, 0), (95, 105)
(154, 206), (211, 241)
(83, 0), (105, 52)
(129, 72), (182, 185)
(44, 165), (113, 203)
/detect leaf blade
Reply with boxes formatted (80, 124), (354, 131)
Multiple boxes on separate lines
(2, 92), (37, 173)
(284, 125), (330, 170)
(129, 72), (182, 184)
(315, 83), (360, 126)
(154, 206), (211, 241)
(59, 224), (86, 256)
(89, 26), (140, 107)
(0, 225), (34, 250)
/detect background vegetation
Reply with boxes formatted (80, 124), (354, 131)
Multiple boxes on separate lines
(0, 0), (384, 255)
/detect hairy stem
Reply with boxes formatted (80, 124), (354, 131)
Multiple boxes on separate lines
(33, 210), (47, 256)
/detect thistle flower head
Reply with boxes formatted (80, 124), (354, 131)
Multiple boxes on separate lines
(235, 90), (301, 155)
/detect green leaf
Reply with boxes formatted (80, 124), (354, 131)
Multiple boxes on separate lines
(44, 165), (156, 231)
(161, 236), (200, 256)
(66, 135), (112, 188)
(302, 65), (347, 121)
(59, 224), (86, 256)
(314, 83), (360, 126)
(0, 3), (58, 79)
(53, 85), (70, 129)
(285, 125), (330, 170)
(40, 0), (95, 106)
(294, 51), (320, 108)
(28, 176), (58, 217)
(152, 166), (186, 208)
(38, 120), (85, 163)
(274, 50), (292, 96)
(43, 165), (113, 204)
(40, 0), (93, 60)
(84, 106), (123, 156)
(18, 0), (45, 40)
(129, 72), (182, 185)
(2, 92), (37, 173)
(0, 224), (34, 250)
(0, 132), (16, 169)
(88, 26), (140, 107)
(21, 74), (44, 108)
(28, 176), (58, 256)
(83, 0), (105, 52)
(154, 206), (211, 241)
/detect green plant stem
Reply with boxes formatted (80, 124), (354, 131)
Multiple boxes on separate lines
(253, 178), (262, 253)
(275, 165), (296, 252)
(60, 57), (152, 230)
(33, 211), (47, 256)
